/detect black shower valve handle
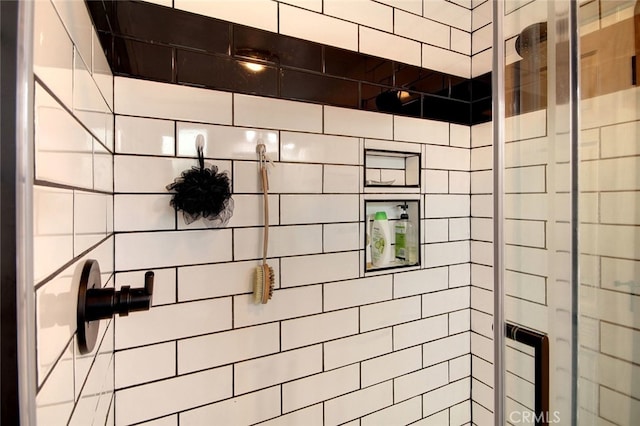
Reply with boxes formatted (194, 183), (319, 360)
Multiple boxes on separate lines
(84, 270), (155, 322)
(77, 260), (155, 354)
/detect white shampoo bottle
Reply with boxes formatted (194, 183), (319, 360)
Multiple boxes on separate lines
(371, 211), (392, 267)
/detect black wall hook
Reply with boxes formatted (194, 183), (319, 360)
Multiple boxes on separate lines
(76, 259), (154, 354)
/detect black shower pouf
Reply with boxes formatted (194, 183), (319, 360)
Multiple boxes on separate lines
(166, 145), (234, 226)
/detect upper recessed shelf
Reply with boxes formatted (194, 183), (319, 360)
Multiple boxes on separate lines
(365, 149), (420, 191)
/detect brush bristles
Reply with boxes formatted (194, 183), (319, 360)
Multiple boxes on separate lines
(262, 264), (274, 304)
(254, 265), (264, 304)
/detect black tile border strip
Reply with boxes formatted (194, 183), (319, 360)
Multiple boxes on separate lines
(86, 0), (492, 126)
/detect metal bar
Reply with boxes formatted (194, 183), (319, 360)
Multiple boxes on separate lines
(506, 323), (550, 425)
(569, 0), (580, 424)
(16, 1), (36, 424)
(493, 0), (506, 425)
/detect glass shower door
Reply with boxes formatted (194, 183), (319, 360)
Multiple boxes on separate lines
(497, 0), (576, 424)
(577, 1), (640, 424)
(497, 0), (640, 425)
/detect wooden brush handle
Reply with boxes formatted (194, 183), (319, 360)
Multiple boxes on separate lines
(261, 165), (269, 263)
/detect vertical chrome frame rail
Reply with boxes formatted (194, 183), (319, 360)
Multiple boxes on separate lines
(16, 1), (36, 424)
(492, 0), (506, 425)
(569, 0), (580, 424)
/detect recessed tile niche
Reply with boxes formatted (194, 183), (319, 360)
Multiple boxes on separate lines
(365, 199), (420, 273)
(364, 149), (420, 188)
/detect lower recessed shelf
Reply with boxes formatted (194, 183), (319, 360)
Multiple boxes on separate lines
(365, 199), (420, 273)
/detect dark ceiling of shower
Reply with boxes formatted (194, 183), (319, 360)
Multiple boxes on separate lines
(85, 0), (491, 125)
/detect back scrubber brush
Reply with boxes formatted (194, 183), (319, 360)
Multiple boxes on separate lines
(254, 143), (274, 304)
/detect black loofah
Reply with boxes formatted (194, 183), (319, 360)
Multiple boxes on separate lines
(166, 144), (234, 226)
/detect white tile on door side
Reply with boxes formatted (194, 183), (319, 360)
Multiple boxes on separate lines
(452, 28), (472, 55)
(394, 116), (449, 145)
(360, 297), (421, 332)
(423, 0), (471, 30)
(259, 404), (323, 426)
(279, 4), (358, 51)
(115, 298), (231, 350)
(34, 0), (74, 109)
(362, 396), (421, 426)
(324, 222), (360, 252)
(177, 121), (279, 160)
(324, 165), (360, 193)
(35, 85), (94, 189)
(35, 340), (74, 424)
(178, 323), (280, 374)
(233, 225), (323, 260)
(233, 161), (322, 194)
(361, 346), (422, 387)
(423, 332), (470, 367)
(393, 314), (448, 350)
(324, 381), (393, 426)
(281, 309), (358, 350)
(393, 267), (448, 298)
(115, 366), (232, 425)
(227, 194), (280, 228)
(234, 345), (322, 394)
(324, 106), (393, 139)
(422, 378), (470, 417)
(234, 94), (322, 133)
(174, 0), (277, 32)
(114, 155), (231, 193)
(177, 260), (280, 301)
(114, 342), (175, 389)
(114, 77), (232, 124)
(393, 363), (449, 404)
(115, 229), (232, 270)
(282, 364), (359, 413)
(422, 287), (470, 317)
(234, 285), (323, 328)
(394, 9), (449, 48)
(114, 194), (175, 232)
(324, 0), (393, 32)
(280, 131), (360, 165)
(116, 116), (175, 156)
(422, 44), (471, 78)
(278, 0), (322, 12)
(324, 275), (392, 311)
(73, 49), (110, 147)
(281, 252), (360, 288)
(180, 386), (281, 425)
(324, 328), (392, 370)
(377, 0), (422, 14)
(92, 31), (114, 111)
(360, 27), (421, 67)
(280, 194), (359, 225)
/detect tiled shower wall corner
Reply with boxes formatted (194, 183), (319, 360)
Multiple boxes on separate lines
(108, 1), (477, 424)
(470, 120), (493, 426)
(30, 0), (484, 424)
(112, 75), (472, 425)
(470, 1), (494, 425)
(33, 0), (115, 424)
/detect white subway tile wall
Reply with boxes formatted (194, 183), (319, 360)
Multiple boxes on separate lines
(30, 0), (481, 423)
(112, 71), (473, 423)
(33, 1), (114, 424)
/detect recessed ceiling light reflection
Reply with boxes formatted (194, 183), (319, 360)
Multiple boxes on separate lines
(397, 91), (411, 101)
(243, 62), (265, 72)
